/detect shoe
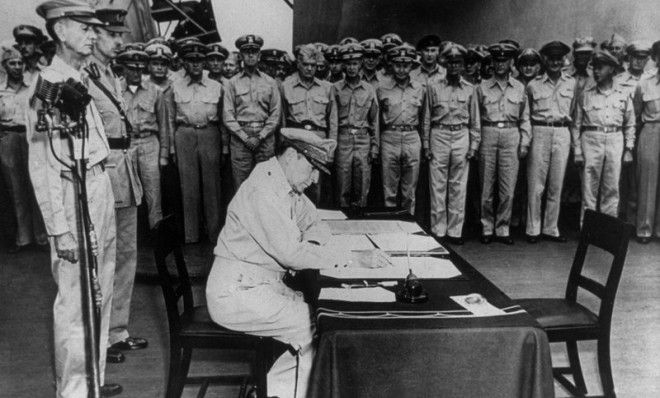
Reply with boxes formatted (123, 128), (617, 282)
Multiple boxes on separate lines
(480, 235), (492, 244)
(495, 236), (514, 245)
(526, 234), (539, 244)
(542, 234), (567, 243)
(445, 236), (464, 245)
(106, 348), (125, 363)
(111, 336), (148, 351)
(636, 236), (652, 244)
(100, 383), (123, 396)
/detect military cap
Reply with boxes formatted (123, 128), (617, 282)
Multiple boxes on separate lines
(499, 39), (521, 57)
(314, 42), (329, 54)
(146, 37), (169, 47)
(416, 34), (441, 51)
(652, 41), (660, 57)
(441, 43), (467, 60)
(540, 41), (571, 58)
(488, 42), (517, 60)
(324, 44), (342, 61)
(235, 34), (264, 51)
(573, 36), (597, 53)
(626, 41), (651, 57)
(466, 46), (485, 63)
(35, 0), (103, 25)
(591, 50), (622, 70)
(1, 46), (22, 63)
(340, 43), (363, 60)
(380, 33), (403, 51)
(122, 42), (145, 52)
(179, 42), (208, 60)
(145, 43), (172, 61)
(280, 127), (337, 175)
(261, 48), (286, 63)
(338, 37), (358, 46)
(207, 42), (229, 59)
(12, 25), (46, 43)
(360, 38), (383, 55)
(609, 33), (626, 48)
(117, 49), (148, 69)
(388, 43), (416, 63)
(95, 8), (130, 33)
(176, 37), (202, 51)
(517, 48), (542, 65)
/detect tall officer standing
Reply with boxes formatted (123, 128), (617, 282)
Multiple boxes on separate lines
(411, 34), (446, 87)
(359, 38), (387, 87)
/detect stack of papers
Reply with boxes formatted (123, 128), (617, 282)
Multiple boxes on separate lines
(451, 295), (505, 316)
(321, 257), (461, 279)
(368, 233), (447, 254)
(326, 234), (375, 251)
(317, 209), (347, 220)
(327, 220), (405, 235)
(319, 287), (396, 302)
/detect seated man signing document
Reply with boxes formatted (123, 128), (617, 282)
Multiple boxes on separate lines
(206, 127), (391, 398)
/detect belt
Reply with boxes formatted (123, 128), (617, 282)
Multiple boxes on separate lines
(339, 126), (370, 135)
(1, 125), (26, 133)
(238, 121), (266, 129)
(431, 123), (468, 131)
(581, 126), (622, 134)
(532, 121), (571, 128)
(287, 121), (325, 131)
(384, 124), (418, 131)
(132, 130), (157, 139)
(179, 123), (209, 129)
(60, 162), (105, 181)
(217, 258), (285, 284)
(107, 136), (131, 150)
(482, 121), (518, 128)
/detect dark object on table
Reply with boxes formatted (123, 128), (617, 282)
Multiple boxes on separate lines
(515, 209), (634, 398)
(396, 269), (428, 303)
(153, 215), (288, 398)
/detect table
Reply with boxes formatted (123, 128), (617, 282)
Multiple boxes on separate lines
(305, 216), (555, 398)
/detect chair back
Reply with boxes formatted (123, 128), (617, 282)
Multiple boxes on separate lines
(566, 209), (634, 327)
(153, 215), (194, 338)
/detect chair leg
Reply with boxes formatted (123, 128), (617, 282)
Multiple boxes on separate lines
(566, 340), (588, 395)
(255, 341), (272, 398)
(167, 345), (183, 398)
(597, 335), (616, 398)
(176, 347), (193, 398)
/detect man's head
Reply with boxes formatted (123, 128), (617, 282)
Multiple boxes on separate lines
(13, 25), (46, 59)
(441, 43), (467, 78)
(117, 49), (148, 85)
(340, 43), (363, 79)
(297, 44), (320, 80)
(278, 128), (337, 194)
(145, 43), (171, 79)
(516, 48), (541, 80)
(416, 34), (441, 68)
(488, 42), (516, 77)
(223, 51), (241, 78)
(607, 33), (626, 62)
(388, 44), (416, 81)
(592, 51), (620, 83)
(325, 45), (343, 76)
(37, 0), (104, 57)
(540, 41), (570, 76)
(179, 41), (208, 79)
(235, 34), (263, 71)
(93, 8), (131, 62)
(2, 47), (25, 81)
(572, 36), (596, 71)
(360, 39), (382, 72)
(206, 42), (228, 75)
(626, 41), (651, 75)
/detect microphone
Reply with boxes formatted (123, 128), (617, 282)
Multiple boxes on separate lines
(34, 76), (62, 106)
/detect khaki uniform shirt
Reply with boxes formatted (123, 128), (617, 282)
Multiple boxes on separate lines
(222, 69), (282, 142)
(572, 84), (636, 154)
(377, 77), (426, 130)
(423, 77), (481, 151)
(25, 55), (110, 235)
(614, 70), (642, 98)
(147, 76), (177, 156)
(477, 76), (532, 148)
(0, 80), (30, 128)
(333, 78), (380, 153)
(526, 73), (576, 124)
(172, 74), (223, 126)
(360, 69), (390, 89)
(281, 74), (338, 141)
(410, 64), (446, 87)
(122, 80), (170, 159)
(633, 73), (660, 124)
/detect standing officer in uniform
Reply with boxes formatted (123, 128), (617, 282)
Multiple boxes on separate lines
(516, 48), (542, 85)
(411, 34), (446, 87)
(207, 42), (229, 84)
(0, 46), (48, 253)
(477, 42), (531, 244)
(223, 51), (241, 80)
(223, 34), (281, 189)
(377, 43), (427, 214)
(172, 41), (224, 243)
(359, 38), (386, 87)
(464, 45), (485, 85)
(572, 51), (635, 222)
(12, 24), (47, 83)
(325, 44), (344, 83)
(281, 44), (338, 205)
(633, 41), (660, 243)
(27, 1), (120, 395)
(89, 8), (149, 363)
(423, 43), (480, 244)
(314, 42), (330, 81)
(525, 41), (575, 243)
(333, 43), (379, 209)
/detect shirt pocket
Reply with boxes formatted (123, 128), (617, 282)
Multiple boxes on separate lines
(287, 92), (307, 119)
(504, 90), (523, 117)
(482, 93), (501, 117)
(642, 91), (660, 115)
(311, 95), (330, 116)
(533, 90), (553, 113)
(137, 96), (157, 127)
(557, 87), (575, 115)
(201, 91), (221, 122)
(432, 90), (451, 119)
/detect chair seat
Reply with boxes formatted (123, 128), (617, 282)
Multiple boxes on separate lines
(180, 305), (264, 341)
(515, 298), (599, 330)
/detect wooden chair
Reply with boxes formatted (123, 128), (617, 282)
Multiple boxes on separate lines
(515, 209), (634, 398)
(153, 215), (283, 398)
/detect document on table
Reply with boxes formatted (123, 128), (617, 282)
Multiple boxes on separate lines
(321, 256), (461, 279)
(368, 232), (448, 254)
(327, 220), (405, 235)
(317, 209), (348, 220)
(326, 234), (375, 251)
(319, 287), (396, 302)
(451, 295), (506, 316)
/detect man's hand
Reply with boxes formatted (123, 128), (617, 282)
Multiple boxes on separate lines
(574, 152), (584, 167)
(159, 156), (169, 167)
(55, 232), (78, 263)
(424, 148), (433, 161)
(466, 149), (476, 160)
(519, 146), (528, 159)
(623, 149), (633, 164)
(245, 136), (260, 151)
(351, 249), (393, 268)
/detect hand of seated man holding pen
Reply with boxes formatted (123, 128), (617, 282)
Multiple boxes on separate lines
(351, 249), (393, 268)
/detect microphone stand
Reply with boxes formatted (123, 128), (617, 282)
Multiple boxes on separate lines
(39, 106), (102, 398)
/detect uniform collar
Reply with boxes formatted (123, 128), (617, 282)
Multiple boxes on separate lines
(294, 74), (321, 88)
(443, 76), (466, 88)
(263, 157), (294, 200)
(341, 78), (365, 90)
(419, 63), (440, 75)
(488, 76), (515, 89)
(387, 77), (415, 90)
(240, 68), (263, 78)
(541, 72), (569, 84)
(186, 74), (208, 86)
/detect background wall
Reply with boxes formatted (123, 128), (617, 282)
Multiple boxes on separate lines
(294, 0), (660, 48)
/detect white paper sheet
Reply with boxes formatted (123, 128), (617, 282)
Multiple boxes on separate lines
(319, 287), (396, 302)
(451, 294), (506, 316)
(327, 220), (406, 235)
(321, 257), (461, 279)
(317, 209), (348, 220)
(326, 234), (375, 251)
(397, 221), (424, 233)
(368, 232), (447, 253)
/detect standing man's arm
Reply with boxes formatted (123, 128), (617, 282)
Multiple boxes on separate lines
(327, 85), (338, 142)
(518, 88), (532, 158)
(571, 93), (585, 164)
(368, 86), (380, 162)
(155, 90), (170, 166)
(259, 80), (282, 140)
(633, 84), (644, 127)
(222, 80), (249, 146)
(622, 93), (636, 163)
(468, 85), (481, 157)
(421, 85), (432, 159)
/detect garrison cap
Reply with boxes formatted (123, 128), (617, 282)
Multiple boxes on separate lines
(441, 43), (467, 60)
(592, 50), (622, 70)
(36, 0), (103, 25)
(626, 41), (651, 57)
(95, 8), (130, 33)
(207, 42), (229, 59)
(145, 43), (172, 61)
(517, 48), (542, 65)
(314, 42), (329, 54)
(12, 25), (46, 42)
(416, 34), (441, 51)
(340, 43), (363, 60)
(117, 49), (148, 69)
(122, 42), (145, 52)
(179, 42), (208, 60)
(540, 41), (571, 57)
(380, 33), (403, 51)
(324, 44), (342, 61)
(360, 38), (383, 55)
(338, 37), (358, 46)
(573, 36), (597, 53)
(280, 127), (337, 175)
(488, 42), (517, 60)
(1, 46), (22, 63)
(261, 48), (286, 63)
(235, 34), (264, 51)
(388, 43), (416, 63)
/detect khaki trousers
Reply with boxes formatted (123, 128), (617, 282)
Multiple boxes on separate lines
(381, 130), (421, 214)
(636, 123), (660, 237)
(130, 135), (163, 228)
(581, 130), (623, 221)
(336, 131), (371, 207)
(230, 126), (275, 189)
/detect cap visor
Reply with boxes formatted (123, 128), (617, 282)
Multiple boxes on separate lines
(103, 26), (131, 33)
(70, 16), (104, 26)
(308, 157), (331, 175)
